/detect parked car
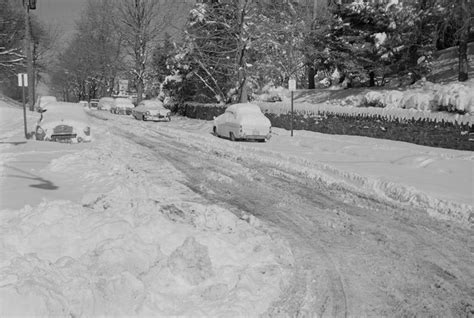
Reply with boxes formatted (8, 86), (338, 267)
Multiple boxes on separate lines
(213, 103), (271, 142)
(36, 95), (57, 110)
(89, 99), (99, 109)
(79, 100), (88, 108)
(97, 97), (114, 111)
(111, 97), (134, 115)
(132, 100), (171, 121)
(35, 102), (92, 143)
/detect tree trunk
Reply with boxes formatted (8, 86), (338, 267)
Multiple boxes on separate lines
(369, 71), (375, 87)
(136, 80), (144, 104)
(458, 0), (469, 82)
(239, 77), (248, 103)
(307, 64), (316, 89)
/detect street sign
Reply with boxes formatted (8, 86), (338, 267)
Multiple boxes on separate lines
(18, 73), (28, 87)
(288, 78), (296, 91)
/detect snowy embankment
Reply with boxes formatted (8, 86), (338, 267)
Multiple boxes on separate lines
(0, 102), (293, 316)
(255, 79), (474, 125)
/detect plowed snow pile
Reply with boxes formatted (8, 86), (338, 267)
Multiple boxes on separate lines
(0, 127), (292, 316)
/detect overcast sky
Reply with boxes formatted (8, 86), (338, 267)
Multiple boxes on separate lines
(35, 0), (87, 39)
(34, 0), (193, 42)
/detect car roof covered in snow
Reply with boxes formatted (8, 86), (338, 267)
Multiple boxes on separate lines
(114, 97), (133, 104)
(225, 103), (262, 114)
(99, 97), (114, 102)
(40, 102), (90, 122)
(138, 100), (165, 109)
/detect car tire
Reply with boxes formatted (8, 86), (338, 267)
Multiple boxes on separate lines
(213, 126), (217, 136)
(142, 115), (146, 121)
(168, 116), (171, 122)
(229, 132), (236, 141)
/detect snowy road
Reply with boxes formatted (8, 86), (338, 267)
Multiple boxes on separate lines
(94, 111), (473, 317)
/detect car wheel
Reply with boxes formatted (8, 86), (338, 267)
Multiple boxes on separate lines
(142, 115), (146, 121)
(168, 115), (171, 122)
(213, 126), (217, 136)
(77, 137), (83, 143)
(229, 132), (236, 141)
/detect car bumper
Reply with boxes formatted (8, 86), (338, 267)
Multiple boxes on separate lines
(240, 134), (271, 140)
(145, 114), (170, 121)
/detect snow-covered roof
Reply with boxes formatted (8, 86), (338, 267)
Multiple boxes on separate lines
(99, 97), (114, 102)
(114, 98), (133, 105)
(226, 103), (262, 114)
(40, 102), (89, 123)
(140, 100), (165, 108)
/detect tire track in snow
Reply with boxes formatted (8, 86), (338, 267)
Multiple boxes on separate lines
(108, 125), (350, 317)
(90, 111), (474, 317)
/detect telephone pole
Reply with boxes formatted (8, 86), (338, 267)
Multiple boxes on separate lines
(24, 0), (36, 111)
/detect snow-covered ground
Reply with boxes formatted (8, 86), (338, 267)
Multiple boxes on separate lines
(121, 114), (473, 225)
(0, 98), (473, 316)
(0, 101), (292, 316)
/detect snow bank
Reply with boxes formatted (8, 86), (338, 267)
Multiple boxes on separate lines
(361, 80), (474, 114)
(255, 80), (474, 124)
(0, 129), (292, 316)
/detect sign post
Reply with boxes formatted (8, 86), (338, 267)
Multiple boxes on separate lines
(288, 78), (296, 137)
(18, 73), (28, 139)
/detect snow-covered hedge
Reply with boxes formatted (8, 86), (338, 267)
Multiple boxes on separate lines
(360, 81), (474, 114)
(252, 80), (474, 125)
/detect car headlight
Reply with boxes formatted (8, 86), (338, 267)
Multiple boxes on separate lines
(145, 111), (150, 115)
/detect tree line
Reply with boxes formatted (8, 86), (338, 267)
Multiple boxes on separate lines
(161, 0), (472, 104)
(0, 0), (57, 101)
(4, 0), (470, 105)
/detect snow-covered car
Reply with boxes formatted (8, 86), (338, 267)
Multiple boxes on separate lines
(35, 102), (92, 143)
(36, 95), (57, 110)
(89, 99), (99, 109)
(97, 97), (114, 111)
(132, 100), (171, 121)
(111, 97), (134, 115)
(79, 100), (88, 108)
(213, 103), (271, 142)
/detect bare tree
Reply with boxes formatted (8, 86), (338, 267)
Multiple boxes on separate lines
(50, 0), (124, 101)
(0, 0), (25, 75)
(116, 0), (182, 103)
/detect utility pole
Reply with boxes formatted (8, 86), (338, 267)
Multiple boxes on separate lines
(24, 0), (36, 111)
